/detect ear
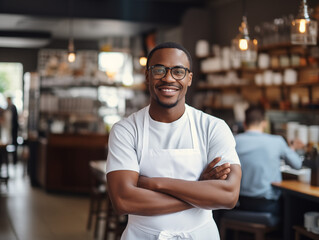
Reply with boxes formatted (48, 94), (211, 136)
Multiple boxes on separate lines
(187, 72), (193, 87)
(261, 120), (268, 131)
(243, 122), (248, 130)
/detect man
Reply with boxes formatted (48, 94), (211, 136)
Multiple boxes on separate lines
(235, 105), (303, 216)
(106, 42), (242, 239)
(6, 96), (19, 164)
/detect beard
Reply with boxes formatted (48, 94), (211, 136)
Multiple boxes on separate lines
(155, 95), (179, 108)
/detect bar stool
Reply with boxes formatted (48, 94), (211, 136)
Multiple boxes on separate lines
(103, 194), (127, 240)
(220, 209), (280, 240)
(0, 143), (9, 189)
(87, 161), (108, 238)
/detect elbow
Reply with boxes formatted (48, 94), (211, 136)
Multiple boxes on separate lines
(223, 191), (240, 209)
(110, 197), (129, 215)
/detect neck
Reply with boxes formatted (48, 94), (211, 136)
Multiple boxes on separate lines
(246, 125), (264, 133)
(149, 101), (186, 123)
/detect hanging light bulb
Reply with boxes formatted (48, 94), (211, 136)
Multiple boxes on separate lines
(139, 56), (147, 67)
(231, 15), (258, 63)
(291, 0), (318, 45)
(67, 0), (76, 63)
(68, 38), (76, 63)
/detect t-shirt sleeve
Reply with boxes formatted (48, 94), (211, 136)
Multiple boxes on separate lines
(207, 120), (240, 166)
(106, 122), (140, 174)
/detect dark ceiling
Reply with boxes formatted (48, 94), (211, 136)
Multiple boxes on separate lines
(0, 0), (210, 47)
(0, 0), (208, 25)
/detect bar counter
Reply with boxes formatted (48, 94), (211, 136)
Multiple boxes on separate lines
(272, 180), (319, 240)
(30, 133), (108, 193)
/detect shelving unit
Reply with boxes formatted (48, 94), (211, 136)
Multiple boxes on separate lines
(198, 42), (319, 106)
(196, 43), (319, 134)
(25, 49), (149, 191)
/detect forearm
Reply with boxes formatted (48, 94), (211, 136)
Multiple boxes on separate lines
(140, 164), (241, 210)
(107, 170), (192, 216)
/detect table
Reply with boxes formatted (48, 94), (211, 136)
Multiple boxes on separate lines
(272, 180), (319, 240)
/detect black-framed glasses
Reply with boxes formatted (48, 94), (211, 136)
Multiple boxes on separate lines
(148, 65), (191, 81)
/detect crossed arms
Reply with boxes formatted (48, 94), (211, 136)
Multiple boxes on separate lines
(107, 157), (242, 216)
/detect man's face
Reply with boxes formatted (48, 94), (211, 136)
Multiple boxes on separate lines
(146, 48), (193, 109)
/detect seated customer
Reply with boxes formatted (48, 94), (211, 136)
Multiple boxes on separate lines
(235, 105), (303, 216)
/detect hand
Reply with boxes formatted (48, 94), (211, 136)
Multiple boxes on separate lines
(290, 138), (305, 151)
(199, 157), (231, 181)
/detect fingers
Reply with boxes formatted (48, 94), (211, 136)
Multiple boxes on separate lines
(211, 167), (231, 179)
(208, 162), (230, 174)
(208, 157), (222, 168)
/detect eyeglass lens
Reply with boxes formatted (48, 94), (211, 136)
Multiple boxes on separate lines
(151, 66), (187, 80)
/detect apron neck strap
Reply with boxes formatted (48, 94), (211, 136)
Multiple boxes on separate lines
(141, 105), (199, 159)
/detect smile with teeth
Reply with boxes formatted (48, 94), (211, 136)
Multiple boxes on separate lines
(161, 88), (177, 92)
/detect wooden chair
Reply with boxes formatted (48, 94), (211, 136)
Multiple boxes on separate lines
(103, 195), (127, 240)
(220, 209), (280, 240)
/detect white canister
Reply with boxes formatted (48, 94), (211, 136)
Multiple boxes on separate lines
(195, 40), (210, 58)
(221, 47), (231, 70)
(304, 212), (319, 234)
(263, 70), (273, 85)
(254, 73), (263, 85)
(272, 72), (283, 85)
(283, 69), (298, 85)
(286, 122), (299, 143)
(309, 125), (319, 146)
(297, 125), (309, 145)
(298, 168), (311, 184)
(258, 53), (270, 69)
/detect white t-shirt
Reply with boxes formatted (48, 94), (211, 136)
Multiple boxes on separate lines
(106, 104), (240, 174)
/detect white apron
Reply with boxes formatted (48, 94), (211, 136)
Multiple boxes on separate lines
(121, 106), (220, 240)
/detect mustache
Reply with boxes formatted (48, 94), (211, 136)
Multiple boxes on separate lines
(155, 83), (182, 89)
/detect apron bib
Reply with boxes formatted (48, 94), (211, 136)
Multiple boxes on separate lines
(140, 105), (203, 180)
(122, 106), (219, 240)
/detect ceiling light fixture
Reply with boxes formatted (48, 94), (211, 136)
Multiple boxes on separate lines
(231, 0), (257, 63)
(291, 0), (318, 45)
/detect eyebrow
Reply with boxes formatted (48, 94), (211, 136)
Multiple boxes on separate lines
(152, 64), (187, 68)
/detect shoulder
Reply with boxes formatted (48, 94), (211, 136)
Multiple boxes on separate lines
(187, 104), (226, 128)
(110, 106), (147, 135)
(263, 133), (286, 143)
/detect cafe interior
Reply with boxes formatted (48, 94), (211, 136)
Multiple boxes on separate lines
(0, 0), (319, 239)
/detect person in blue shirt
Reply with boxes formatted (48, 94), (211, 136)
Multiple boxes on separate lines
(235, 105), (303, 216)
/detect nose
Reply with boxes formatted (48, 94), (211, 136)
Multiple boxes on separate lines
(161, 69), (176, 83)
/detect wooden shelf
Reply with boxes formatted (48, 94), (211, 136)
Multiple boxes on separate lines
(293, 225), (319, 240)
(200, 65), (317, 75)
(197, 81), (319, 91)
(40, 111), (100, 121)
(40, 82), (146, 90)
(202, 105), (319, 113)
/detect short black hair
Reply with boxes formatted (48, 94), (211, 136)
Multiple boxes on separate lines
(245, 105), (265, 126)
(146, 42), (192, 71)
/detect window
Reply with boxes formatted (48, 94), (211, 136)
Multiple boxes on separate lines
(0, 62), (23, 112)
(98, 52), (134, 86)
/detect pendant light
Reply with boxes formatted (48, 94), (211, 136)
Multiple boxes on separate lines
(291, 0), (318, 45)
(231, 0), (258, 63)
(67, 0), (76, 63)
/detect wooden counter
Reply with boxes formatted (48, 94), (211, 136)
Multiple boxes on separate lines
(272, 180), (319, 240)
(37, 133), (108, 193)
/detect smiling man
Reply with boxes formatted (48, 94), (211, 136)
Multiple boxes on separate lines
(106, 42), (242, 239)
